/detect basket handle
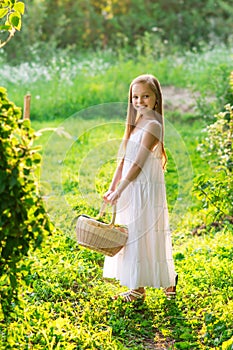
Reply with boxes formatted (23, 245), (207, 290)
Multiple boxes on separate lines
(99, 202), (116, 226)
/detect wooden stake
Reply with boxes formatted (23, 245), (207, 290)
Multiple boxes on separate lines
(23, 93), (31, 120)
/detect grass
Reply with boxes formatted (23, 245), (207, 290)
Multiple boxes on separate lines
(1, 45), (233, 349)
(1, 44), (232, 121)
(2, 210), (233, 349)
(2, 115), (231, 349)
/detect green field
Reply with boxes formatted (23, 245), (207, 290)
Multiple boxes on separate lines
(1, 45), (233, 349)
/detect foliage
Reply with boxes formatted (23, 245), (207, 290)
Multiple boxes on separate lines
(0, 87), (53, 318)
(0, 0), (25, 48)
(2, 0), (233, 62)
(198, 103), (233, 171)
(193, 97), (233, 226)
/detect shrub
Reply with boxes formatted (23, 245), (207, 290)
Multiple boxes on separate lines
(193, 75), (233, 227)
(0, 87), (53, 318)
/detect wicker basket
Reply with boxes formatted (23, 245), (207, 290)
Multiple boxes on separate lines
(76, 203), (128, 257)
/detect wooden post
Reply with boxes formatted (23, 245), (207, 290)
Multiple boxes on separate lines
(23, 93), (31, 120)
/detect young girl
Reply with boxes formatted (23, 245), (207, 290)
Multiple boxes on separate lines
(103, 74), (177, 302)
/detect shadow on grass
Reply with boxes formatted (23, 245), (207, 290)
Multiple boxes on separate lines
(106, 289), (201, 350)
(156, 296), (201, 349)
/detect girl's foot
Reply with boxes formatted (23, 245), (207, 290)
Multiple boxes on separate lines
(164, 275), (178, 300)
(114, 287), (145, 302)
(164, 286), (176, 299)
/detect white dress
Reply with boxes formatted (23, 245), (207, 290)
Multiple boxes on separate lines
(103, 128), (177, 289)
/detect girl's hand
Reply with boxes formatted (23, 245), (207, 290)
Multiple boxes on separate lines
(107, 190), (120, 205)
(103, 189), (120, 205)
(103, 190), (114, 202)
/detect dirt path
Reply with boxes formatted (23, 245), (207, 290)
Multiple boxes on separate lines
(163, 86), (199, 113)
(143, 334), (175, 349)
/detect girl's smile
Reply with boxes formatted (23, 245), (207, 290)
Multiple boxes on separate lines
(132, 83), (157, 113)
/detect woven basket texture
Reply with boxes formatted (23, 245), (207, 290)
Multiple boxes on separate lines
(76, 215), (128, 257)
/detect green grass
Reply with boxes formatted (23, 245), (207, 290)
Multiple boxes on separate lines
(2, 211), (233, 349)
(1, 115), (232, 349)
(1, 44), (232, 121)
(1, 46), (233, 349)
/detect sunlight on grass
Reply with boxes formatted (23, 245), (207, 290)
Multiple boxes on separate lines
(1, 46), (233, 349)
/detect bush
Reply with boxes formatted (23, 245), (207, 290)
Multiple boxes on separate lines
(193, 72), (233, 227)
(0, 87), (53, 318)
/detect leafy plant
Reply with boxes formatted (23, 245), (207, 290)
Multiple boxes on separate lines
(0, 0), (25, 48)
(193, 93), (233, 226)
(0, 87), (53, 318)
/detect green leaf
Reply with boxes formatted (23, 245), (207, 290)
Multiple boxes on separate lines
(13, 1), (25, 14)
(1, 1), (9, 7)
(0, 24), (11, 30)
(0, 87), (7, 94)
(0, 8), (8, 19)
(10, 273), (17, 288)
(175, 252), (185, 261)
(32, 153), (41, 163)
(9, 12), (21, 30)
(4, 0), (14, 8)
(0, 178), (6, 194)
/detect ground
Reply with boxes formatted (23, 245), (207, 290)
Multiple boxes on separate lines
(163, 86), (199, 113)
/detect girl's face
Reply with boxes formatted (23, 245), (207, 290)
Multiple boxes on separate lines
(131, 83), (156, 114)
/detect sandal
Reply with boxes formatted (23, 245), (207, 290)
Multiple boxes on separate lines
(114, 289), (145, 302)
(164, 286), (176, 299)
(164, 274), (178, 300)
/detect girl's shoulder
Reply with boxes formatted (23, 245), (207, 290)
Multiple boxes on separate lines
(143, 119), (162, 135)
(142, 120), (162, 143)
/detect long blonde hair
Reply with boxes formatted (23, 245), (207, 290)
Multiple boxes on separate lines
(123, 74), (167, 169)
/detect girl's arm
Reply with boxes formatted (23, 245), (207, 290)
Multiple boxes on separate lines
(103, 158), (124, 201)
(107, 121), (161, 204)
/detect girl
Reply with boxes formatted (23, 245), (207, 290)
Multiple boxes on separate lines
(103, 74), (177, 302)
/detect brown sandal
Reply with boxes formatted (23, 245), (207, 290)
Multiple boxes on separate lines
(164, 275), (178, 300)
(164, 286), (176, 299)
